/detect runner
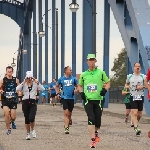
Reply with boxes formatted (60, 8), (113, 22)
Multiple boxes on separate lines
(78, 54), (110, 148)
(0, 66), (20, 135)
(55, 66), (78, 134)
(125, 62), (146, 136)
(41, 81), (49, 104)
(16, 71), (44, 140)
(49, 79), (57, 107)
(122, 84), (133, 127)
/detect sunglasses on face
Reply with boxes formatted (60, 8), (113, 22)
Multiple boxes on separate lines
(26, 77), (33, 79)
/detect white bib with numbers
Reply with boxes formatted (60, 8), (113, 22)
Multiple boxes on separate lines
(133, 95), (142, 101)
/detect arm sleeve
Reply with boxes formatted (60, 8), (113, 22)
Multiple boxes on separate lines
(74, 77), (78, 85)
(50, 83), (52, 88)
(56, 77), (61, 85)
(102, 71), (110, 83)
(16, 84), (24, 91)
(37, 83), (45, 91)
(79, 74), (84, 86)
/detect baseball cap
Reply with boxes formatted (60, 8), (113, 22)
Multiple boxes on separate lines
(26, 71), (33, 78)
(87, 54), (96, 59)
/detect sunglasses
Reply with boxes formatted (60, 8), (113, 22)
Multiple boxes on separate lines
(26, 77), (33, 79)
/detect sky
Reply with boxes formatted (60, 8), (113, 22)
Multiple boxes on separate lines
(0, 0), (124, 82)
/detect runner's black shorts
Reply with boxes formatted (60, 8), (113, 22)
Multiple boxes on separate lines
(2, 98), (17, 109)
(130, 96), (144, 111)
(125, 103), (131, 109)
(62, 99), (74, 112)
(51, 93), (56, 98)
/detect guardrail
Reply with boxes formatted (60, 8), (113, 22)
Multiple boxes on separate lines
(74, 86), (126, 104)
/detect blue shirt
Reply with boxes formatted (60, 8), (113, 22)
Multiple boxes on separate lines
(57, 76), (78, 100)
(50, 82), (56, 94)
(42, 84), (49, 95)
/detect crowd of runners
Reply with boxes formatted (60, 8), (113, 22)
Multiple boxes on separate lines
(0, 54), (150, 149)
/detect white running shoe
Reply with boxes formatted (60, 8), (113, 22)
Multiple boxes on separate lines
(32, 130), (36, 138)
(26, 134), (30, 140)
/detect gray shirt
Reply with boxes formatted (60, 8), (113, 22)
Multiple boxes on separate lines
(16, 82), (44, 100)
(126, 73), (146, 96)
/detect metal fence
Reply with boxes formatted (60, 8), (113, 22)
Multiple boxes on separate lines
(109, 86), (125, 104)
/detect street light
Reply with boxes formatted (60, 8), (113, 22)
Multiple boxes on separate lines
(14, 49), (27, 55)
(22, 49), (27, 54)
(11, 58), (16, 68)
(69, 0), (79, 12)
(38, 23), (45, 37)
(38, 8), (58, 38)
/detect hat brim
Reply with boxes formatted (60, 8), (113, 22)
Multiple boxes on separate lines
(87, 57), (96, 59)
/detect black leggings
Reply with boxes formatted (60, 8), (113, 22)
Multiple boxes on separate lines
(84, 100), (102, 128)
(22, 99), (37, 124)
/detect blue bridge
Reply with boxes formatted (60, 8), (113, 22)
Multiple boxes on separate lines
(1, 0), (150, 115)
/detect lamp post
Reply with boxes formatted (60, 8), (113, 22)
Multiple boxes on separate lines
(55, 8), (58, 80)
(38, 23), (45, 37)
(38, 7), (58, 81)
(38, 8), (52, 38)
(14, 49), (27, 55)
(11, 58), (16, 68)
(69, 0), (79, 104)
(69, 0), (79, 12)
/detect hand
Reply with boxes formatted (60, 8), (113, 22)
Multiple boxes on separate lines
(36, 96), (39, 100)
(56, 94), (61, 99)
(33, 78), (39, 84)
(125, 85), (130, 89)
(22, 79), (26, 84)
(100, 88), (107, 96)
(80, 92), (86, 100)
(19, 100), (22, 104)
(137, 85), (143, 90)
(74, 89), (78, 94)
(0, 90), (4, 94)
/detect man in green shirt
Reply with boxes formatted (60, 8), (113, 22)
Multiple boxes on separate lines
(78, 54), (110, 149)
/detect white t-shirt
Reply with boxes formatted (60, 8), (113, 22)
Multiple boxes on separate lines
(126, 73), (146, 96)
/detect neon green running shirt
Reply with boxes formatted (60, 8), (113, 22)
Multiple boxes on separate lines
(79, 68), (110, 100)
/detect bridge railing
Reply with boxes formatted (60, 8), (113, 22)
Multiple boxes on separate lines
(109, 86), (125, 104)
(75, 86), (125, 104)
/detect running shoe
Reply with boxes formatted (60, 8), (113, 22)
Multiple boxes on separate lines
(6, 130), (11, 135)
(26, 133), (30, 140)
(95, 132), (100, 143)
(12, 121), (17, 129)
(32, 130), (36, 138)
(134, 127), (141, 136)
(130, 124), (134, 127)
(65, 127), (69, 134)
(69, 119), (72, 125)
(90, 140), (96, 148)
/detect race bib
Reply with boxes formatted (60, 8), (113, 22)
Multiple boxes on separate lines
(5, 92), (15, 98)
(87, 84), (97, 92)
(42, 93), (45, 95)
(133, 95), (142, 101)
(64, 80), (72, 86)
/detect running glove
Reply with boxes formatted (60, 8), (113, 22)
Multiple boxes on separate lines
(80, 92), (86, 100)
(100, 88), (107, 96)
